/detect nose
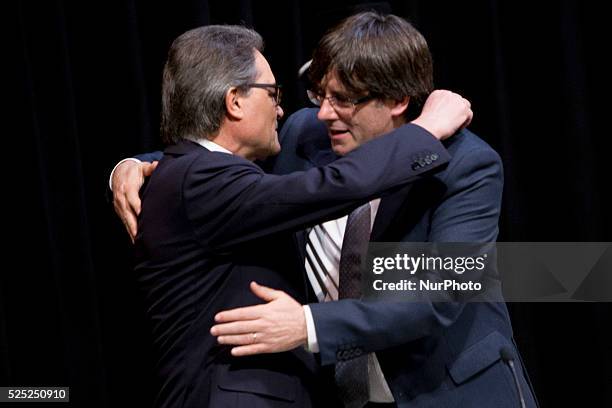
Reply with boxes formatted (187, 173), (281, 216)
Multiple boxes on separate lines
(317, 98), (338, 121)
(276, 104), (284, 119)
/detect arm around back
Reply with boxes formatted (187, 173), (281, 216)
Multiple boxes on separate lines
(185, 123), (450, 250)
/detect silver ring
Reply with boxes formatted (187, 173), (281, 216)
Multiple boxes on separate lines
(252, 332), (257, 343)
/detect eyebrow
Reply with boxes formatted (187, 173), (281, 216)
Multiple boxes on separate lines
(330, 89), (361, 101)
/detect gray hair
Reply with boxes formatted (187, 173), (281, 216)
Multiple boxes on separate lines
(160, 25), (264, 144)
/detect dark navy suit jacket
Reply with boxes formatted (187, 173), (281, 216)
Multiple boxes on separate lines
(272, 108), (538, 408)
(134, 124), (449, 407)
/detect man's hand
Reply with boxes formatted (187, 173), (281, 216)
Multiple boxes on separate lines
(412, 89), (473, 140)
(210, 282), (308, 357)
(112, 160), (158, 242)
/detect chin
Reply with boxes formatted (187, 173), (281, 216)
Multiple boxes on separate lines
(271, 141), (281, 155)
(331, 143), (351, 157)
(263, 146), (281, 158)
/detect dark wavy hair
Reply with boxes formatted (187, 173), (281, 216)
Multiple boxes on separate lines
(309, 12), (433, 120)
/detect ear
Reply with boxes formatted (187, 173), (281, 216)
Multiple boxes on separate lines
(388, 96), (410, 118)
(225, 87), (245, 120)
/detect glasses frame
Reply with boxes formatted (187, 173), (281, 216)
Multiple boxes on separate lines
(307, 89), (375, 111)
(246, 83), (282, 106)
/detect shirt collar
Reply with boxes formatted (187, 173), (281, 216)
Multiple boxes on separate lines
(194, 138), (233, 154)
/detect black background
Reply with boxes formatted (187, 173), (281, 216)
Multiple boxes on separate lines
(6, 0), (612, 406)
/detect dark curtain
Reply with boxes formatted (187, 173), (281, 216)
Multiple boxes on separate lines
(6, 0), (611, 406)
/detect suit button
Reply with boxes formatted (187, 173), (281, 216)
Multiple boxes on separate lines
(411, 163), (420, 170)
(355, 348), (363, 356)
(424, 156), (432, 165)
(431, 153), (439, 160)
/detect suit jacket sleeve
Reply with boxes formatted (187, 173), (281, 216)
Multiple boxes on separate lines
(184, 124), (450, 251)
(308, 143), (504, 366)
(135, 151), (163, 162)
(429, 146), (503, 241)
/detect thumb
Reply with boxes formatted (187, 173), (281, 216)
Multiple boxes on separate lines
(250, 281), (281, 302)
(142, 161), (159, 177)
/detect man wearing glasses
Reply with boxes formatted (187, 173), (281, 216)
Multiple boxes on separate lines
(128, 22), (471, 408)
(208, 12), (538, 408)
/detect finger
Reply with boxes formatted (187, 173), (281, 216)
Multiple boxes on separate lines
(126, 186), (142, 216)
(217, 333), (260, 346)
(210, 320), (260, 336)
(113, 196), (124, 219)
(463, 109), (473, 129)
(249, 281), (281, 302)
(113, 194), (134, 240)
(214, 304), (265, 323)
(113, 184), (128, 216)
(125, 223), (135, 243)
(231, 344), (269, 357)
(125, 212), (138, 242)
(119, 185), (139, 237)
(142, 161), (159, 177)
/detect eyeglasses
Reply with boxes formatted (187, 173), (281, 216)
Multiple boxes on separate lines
(307, 89), (375, 111)
(247, 83), (282, 106)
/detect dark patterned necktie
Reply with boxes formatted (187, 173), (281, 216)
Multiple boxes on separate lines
(335, 203), (371, 408)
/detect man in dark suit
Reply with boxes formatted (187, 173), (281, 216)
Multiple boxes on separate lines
(210, 12), (538, 408)
(132, 23), (471, 408)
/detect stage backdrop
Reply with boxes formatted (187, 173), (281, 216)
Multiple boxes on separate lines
(7, 0), (611, 406)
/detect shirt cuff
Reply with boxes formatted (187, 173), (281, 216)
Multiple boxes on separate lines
(303, 305), (319, 353)
(109, 158), (142, 190)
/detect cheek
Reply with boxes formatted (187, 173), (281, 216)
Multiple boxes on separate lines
(354, 120), (383, 144)
(351, 128), (367, 145)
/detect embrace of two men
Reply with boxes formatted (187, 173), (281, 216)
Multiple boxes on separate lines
(112, 11), (537, 408)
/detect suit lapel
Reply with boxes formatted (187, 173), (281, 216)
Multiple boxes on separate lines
(371, 178), (448, 242)
(293, 229), (307, 263)
(371, 185), (415, 241)
(292, 229), (320, 303)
